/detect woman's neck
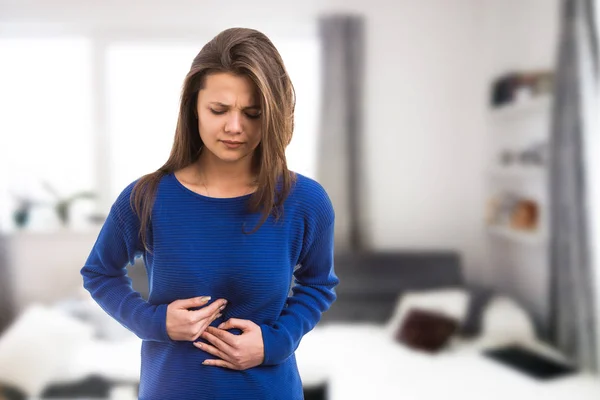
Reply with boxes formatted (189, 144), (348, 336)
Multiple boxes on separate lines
(194, 149), (256, 190)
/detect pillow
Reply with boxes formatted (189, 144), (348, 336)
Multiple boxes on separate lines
(478, 296), (536, 345)
(451, 296), (537, 352)
(385, 288), (470, 339)
(0, 304), (94, 397)
(396, 308), (459, 353)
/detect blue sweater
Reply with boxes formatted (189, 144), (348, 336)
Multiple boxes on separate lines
(80, 172), (338, 400)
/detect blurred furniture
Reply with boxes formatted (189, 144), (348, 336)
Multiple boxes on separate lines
(4, 231), (99, 314)
(322, 251), (463, 324)
(295, 251), (600, 400)
(485, 84), (553, 337)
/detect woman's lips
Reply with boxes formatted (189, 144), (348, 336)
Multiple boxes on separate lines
(221, 140), (243, 149)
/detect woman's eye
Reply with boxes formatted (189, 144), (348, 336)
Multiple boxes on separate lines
(246, 113), (261, 120)
(210, 109), (226, 115)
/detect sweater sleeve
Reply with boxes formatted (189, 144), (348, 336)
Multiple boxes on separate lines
(259, 189), (339, 365)
(80, 187), (171, 342)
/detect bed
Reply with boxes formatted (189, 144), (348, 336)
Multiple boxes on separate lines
(294, 251), (600, 400)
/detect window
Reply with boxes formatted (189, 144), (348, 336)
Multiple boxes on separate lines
(275, 37), (321, 179)
(0, 38), (93, 231)
(106, 42), (199, 200)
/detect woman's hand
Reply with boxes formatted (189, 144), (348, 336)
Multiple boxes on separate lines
(194, 318), (265, 370)
(166, 296), (227, 341)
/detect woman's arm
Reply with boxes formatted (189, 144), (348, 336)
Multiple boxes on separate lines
(80, 193), (171, 343)
(260, 217), (339, 365)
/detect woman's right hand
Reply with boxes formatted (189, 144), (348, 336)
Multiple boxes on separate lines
(166, 296), (227, 341)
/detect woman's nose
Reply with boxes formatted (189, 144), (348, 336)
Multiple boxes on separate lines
(225, 112), (243, 134)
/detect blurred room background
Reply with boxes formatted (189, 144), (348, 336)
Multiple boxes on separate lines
(0, 0), (599, 399)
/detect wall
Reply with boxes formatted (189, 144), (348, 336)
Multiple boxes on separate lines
(356, 1), (487, 286)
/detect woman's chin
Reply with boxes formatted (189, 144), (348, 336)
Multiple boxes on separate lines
(215, 151), (249, 164)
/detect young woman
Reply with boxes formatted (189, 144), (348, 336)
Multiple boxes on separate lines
(81, 27), (338, 399)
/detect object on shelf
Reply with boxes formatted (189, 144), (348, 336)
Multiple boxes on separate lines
(487, 192), (519, 226)
(9, 180), (98, 230)
(41, 181), (97, 227)
(510, 199), (539, 231)
(10, 194), (47, 230)
(519, 142), (548, 166)
(491, 70), (554, 107)
(497, 141), (548, 168)
(499, 150), (516, 166)
(487, 193), (540, 232)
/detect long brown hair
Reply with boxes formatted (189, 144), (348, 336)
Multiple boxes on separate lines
(131, 27), (296, 252)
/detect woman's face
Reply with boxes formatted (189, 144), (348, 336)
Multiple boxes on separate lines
(196, 72), (263, 166)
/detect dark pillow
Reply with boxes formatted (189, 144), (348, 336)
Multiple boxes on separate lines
(396, 308), (459, 353)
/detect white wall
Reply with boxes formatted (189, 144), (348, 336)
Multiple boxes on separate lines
(0, 0), (488, 291)
(356, 1), (487, 286)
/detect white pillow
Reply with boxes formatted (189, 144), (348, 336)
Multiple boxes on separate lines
(385, 288), (470, 339)
(0, 304), (94, 397)
(472, 296), (536, 348)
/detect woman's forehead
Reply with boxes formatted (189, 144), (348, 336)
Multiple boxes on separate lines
(199, 72), (259, 104)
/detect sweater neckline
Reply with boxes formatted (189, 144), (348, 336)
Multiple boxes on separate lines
(169, 172), (255, 203)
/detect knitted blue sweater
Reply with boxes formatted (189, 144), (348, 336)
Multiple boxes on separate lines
(80, 172), (338, 400)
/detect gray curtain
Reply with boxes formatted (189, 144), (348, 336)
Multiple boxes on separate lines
(549, 0), (598, 372)
(0, 234), (14, 335)
(317, 15), (366, 253)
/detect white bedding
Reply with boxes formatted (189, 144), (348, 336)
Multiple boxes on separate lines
(21, 321), (599, 400)
(6, 298), (597, 400)
(296, 324), (600, 400)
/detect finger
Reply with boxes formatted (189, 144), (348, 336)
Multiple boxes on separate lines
(190, 299), (227, 323)
(205, 326), (240, 347)
(193, 341), (233, 363)
(202, 359), (239, 370)
(176, 296), (211, 309)
(217, 318), (252, 331)
(191, 312), (222, 340)
(202, 328), (236, 353)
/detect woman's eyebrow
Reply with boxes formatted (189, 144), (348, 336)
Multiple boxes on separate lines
(209, 101), (260, 110)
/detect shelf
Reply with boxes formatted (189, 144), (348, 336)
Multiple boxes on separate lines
(489, 95), (553, 121)
(487, 226), (547, 246)
(488, 166), (547, 180)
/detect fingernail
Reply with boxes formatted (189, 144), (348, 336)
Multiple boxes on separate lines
(201, 296), (211, 302)
(216, 313), (222, 319)
(218, 323), (225, 329)
(196, 342), (203, 348)
(219, 305), (226, 311)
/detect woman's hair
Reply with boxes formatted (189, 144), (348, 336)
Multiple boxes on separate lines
(130, 27), (296, 252)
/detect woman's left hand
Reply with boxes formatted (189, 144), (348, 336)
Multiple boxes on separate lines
(194, 318), (265, 370)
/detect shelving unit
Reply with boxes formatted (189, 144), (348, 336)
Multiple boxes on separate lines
(485, 92), (554, 334)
